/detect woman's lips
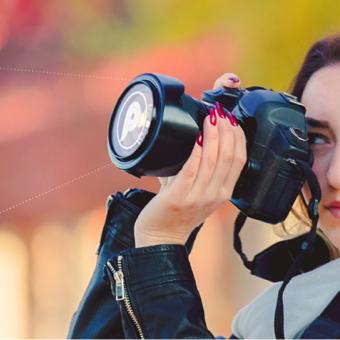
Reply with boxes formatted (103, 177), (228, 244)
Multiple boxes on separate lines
(328, 207), (340, 218)
(325, 201), (340, 218)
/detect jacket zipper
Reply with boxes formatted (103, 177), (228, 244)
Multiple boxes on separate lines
(107, 256), (145, 339)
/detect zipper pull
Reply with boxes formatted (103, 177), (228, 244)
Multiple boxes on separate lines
(113, 270), (125, 301)
(106, 259), (125, 301)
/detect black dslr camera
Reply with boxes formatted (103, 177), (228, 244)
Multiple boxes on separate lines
(107, 73), (313, 224)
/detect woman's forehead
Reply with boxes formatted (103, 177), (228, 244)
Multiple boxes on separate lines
(301, 64), (340, 123)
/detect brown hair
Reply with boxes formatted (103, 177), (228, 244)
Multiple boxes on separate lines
(276, 34), (340, 259)
(290, 33), (340, 100)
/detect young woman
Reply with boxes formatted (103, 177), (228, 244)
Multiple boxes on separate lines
(68, 34), (340, 339)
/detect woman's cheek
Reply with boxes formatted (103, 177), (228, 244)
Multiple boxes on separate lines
(311, 152), (330, 194)
(301, 153), (324, 201)
(312, 161), (323, 185)
(312, 152), (340, 250)
(300, 156), (324, 213)
(311, 154), (329, 217)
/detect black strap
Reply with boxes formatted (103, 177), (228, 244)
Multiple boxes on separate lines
(233, 212), (253, 270)
(274, 159), (321, 339)
(233, 159), (322, 339)
(250, 232), (330, 282)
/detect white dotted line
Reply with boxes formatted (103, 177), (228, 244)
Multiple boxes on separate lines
(0, 66), (130, 81)
(0, 163), (113, 216)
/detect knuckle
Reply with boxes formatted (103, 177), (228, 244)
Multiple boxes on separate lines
(236, 148), (247, 164)
(206, 155), (216, 170)
(207, 126), (218, 140)
(221, 72), (233, 80)
(204, 192), (218, 206)
(182, 164), (197, 178)
(241, 150), (248, 163)
(213, 79), (221, 90)
(213, 72), (240, 90)
(168, 200), (182, 212)
(191, 147), (202, 161)
(213, 73), (227, 87)
(223, 151), (233, 165)
(183, 197), (198, 210)
(219, 188), (231, 201)
(225, 119), (235, 133)
(220, 133), (234, 158)
(240, 148), (248, 165)
(236, 126), (246, 141)
(213, 72), (233, 89)
(234, 128), (247, 147)
(236, 155), (247, 168)
(218, 116), (229, 131)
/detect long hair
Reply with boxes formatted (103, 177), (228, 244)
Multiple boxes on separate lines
(276, 34), (340, 259)
(290, 33), (340, 100)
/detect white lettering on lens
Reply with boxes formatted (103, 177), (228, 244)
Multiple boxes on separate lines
(120, 101), (141, 142)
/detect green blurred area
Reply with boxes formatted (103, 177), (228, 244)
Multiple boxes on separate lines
(62, 0), (340, 90)
(4, 0), (339, 90)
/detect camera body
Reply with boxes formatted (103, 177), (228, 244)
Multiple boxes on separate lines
(108, 73), (313, 223)
(205, 87), (313, 223)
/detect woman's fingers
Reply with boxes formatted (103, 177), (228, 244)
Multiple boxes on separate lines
(186, 106), (246, 208)
(213, 72), (240, 90)
(170, 135), (203, 196)
(222, 122), (247, 191)
(171, 71), (243, 203)
(188, 110), (219, 200)
(208, 106), (235, 200)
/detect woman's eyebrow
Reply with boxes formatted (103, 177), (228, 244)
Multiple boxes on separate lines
(306, 117), (330, 128)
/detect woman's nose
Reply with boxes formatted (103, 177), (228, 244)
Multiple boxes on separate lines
(326, 145), (340, 189)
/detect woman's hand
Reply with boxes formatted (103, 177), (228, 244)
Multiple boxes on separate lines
(135, 73), (246, 247)
(157, 73), (241, 191)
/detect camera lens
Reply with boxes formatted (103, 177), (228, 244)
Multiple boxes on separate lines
(110, 83), (154, 158)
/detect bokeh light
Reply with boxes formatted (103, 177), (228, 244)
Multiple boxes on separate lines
(0, 0), (339, 337)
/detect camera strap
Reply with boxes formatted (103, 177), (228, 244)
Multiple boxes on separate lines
(233, 159), (321, 339)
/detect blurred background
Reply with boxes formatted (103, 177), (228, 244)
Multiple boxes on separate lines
(0, 0), (339, 337)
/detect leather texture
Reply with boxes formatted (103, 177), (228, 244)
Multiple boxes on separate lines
(68, 188), (339, 339)
(106, 244), (214, 339)
(250, 232), (330, 282)
(67, 188), (202, 338)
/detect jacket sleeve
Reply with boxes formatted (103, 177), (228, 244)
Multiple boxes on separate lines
(67, 189), (202, 339)
(105, 244), (216, 339)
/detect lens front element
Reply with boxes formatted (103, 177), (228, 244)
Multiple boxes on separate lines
(112, 83), (154, 158)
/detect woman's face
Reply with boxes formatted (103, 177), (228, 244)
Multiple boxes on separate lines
(301, 63), (340, 250)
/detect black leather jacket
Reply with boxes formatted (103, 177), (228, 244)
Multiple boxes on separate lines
(67, 188), (210, 339)
(67, 188), (340, 339)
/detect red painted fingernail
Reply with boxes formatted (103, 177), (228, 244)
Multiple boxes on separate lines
(227, 111), (238, 126)
(229, 76), (239, 83)
(196, 130), (203, 146)
(209, 107), (217, 126)
(215, 102), (226, 118)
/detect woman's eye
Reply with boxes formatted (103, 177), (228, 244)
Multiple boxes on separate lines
(307, 133), (330, 145)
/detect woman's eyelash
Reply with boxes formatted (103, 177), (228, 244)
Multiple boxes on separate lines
(307, 132), (330, 145)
